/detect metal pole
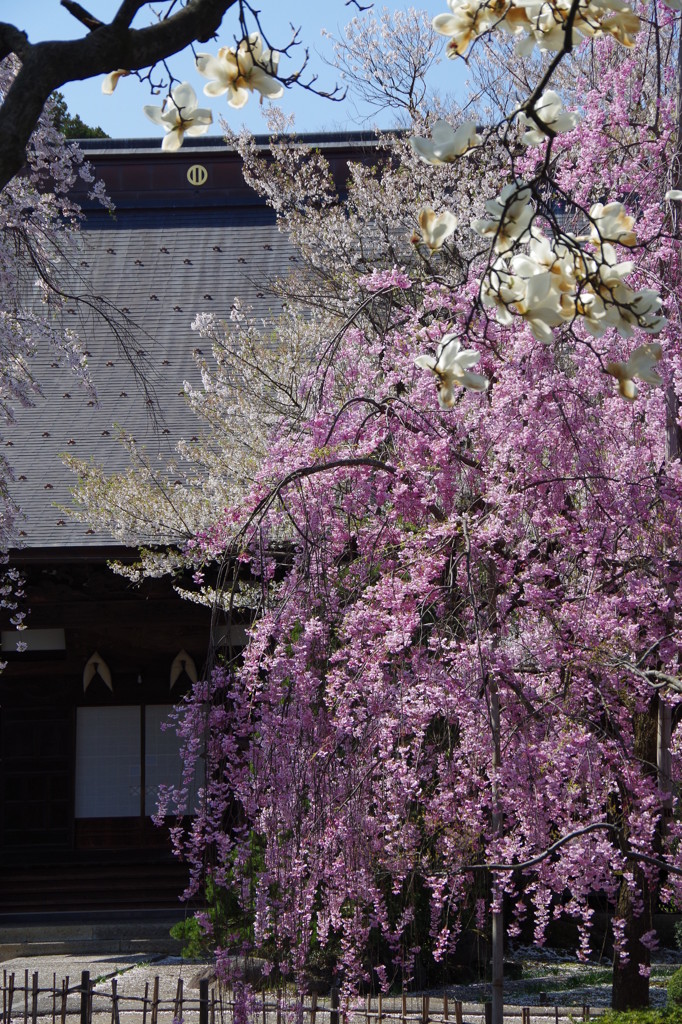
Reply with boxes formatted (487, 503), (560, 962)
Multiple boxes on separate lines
(490, 676), (504, 1024)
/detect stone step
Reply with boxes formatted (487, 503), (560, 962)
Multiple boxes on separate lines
(0, 911), (186, 961)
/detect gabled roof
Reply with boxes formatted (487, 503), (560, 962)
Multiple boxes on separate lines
(6, 135), (380, 549)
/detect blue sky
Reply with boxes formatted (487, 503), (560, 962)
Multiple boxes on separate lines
(18, 1), (468, 139)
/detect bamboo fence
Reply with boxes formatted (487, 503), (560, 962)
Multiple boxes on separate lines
(1, 971), (606, 1024)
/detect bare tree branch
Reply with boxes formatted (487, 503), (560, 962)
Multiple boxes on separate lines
(60, 1), (106, 32)
(0, 0), (237, 192)
(468, 822), (619, 871)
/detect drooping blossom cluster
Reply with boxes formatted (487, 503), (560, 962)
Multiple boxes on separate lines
(167, 273), (682, 996)
(83, 0), (682, 1007)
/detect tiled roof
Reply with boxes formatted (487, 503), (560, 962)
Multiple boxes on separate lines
(5, 174), (295, 549)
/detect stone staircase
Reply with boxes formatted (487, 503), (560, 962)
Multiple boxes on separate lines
(0, 909), (189, 960)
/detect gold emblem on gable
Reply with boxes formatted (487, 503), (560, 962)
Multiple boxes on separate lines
(187, 164), (208, 186)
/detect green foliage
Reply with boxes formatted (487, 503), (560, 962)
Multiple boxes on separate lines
(170, 916), (209, 960)
(171, 833), (270, 960)
(49, 92), (109, 139)
(674, 920), (682, 951)
(668, 968), (682, 1008)
(599, 1010), (682, 1024)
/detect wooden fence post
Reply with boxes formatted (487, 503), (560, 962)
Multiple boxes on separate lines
(80, 971), (91, 1024)
(111, 978), (121, 1024)
(484, 1003), (492, 1024)
(30, 973), (38, 1024)
(454, 1001), (462, 1024)
(151, 977), (160, 1024)
(174, 978), (184, 1023)
(199, 978), (210, 1024)
(2, 970), (12, 1024)
(60, 978), (68, 1024)
(330, 987), (340, 1024)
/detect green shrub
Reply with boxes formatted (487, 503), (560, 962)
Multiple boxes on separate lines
(669, 968), (682, 1008)
(170, 916), (209, 960)
(599, 1008), (682, 1024)
(675, 920), (682, 951)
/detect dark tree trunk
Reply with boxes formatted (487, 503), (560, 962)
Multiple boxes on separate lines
(611, 697), (658, 1010)
(611, 867), (652, 1010)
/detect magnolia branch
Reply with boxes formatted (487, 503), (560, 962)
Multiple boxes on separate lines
(0, 0), (236, 192)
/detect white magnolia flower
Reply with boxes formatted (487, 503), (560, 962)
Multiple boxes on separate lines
(410, 119), (481, 164)
(517, 90), (580, 145)
(472, 182), (534, 253)
(512, 0), (580, 52)
(593, 243), (636, 304)
(143, 82), (213, 151)
(575, 292), (610, 337)
(600, 8), (640, 45)
(415, 334), (489, 407)
(606, 342), (663, 400)
(508, 0), (639, 53)
(665, 190), (682, 201)
(512, 233), (576, 296)
(481, 258), (526, 324)
(416, 208), (458, 250)
(434, 0), (491, 55)
(102, 69), (130, 95)
(589, 202), (637, 246)
(196, 33), (284, 108)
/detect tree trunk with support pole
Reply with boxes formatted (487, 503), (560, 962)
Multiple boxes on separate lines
(611, 698), (658, 1009)
(611, 21), (682, 1008)
(489, 673), (504, 1024)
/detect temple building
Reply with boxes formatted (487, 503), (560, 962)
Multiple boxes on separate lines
(0, 133), (374, 920)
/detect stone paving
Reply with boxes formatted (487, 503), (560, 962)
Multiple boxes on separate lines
(1, 953), (210, 1024)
